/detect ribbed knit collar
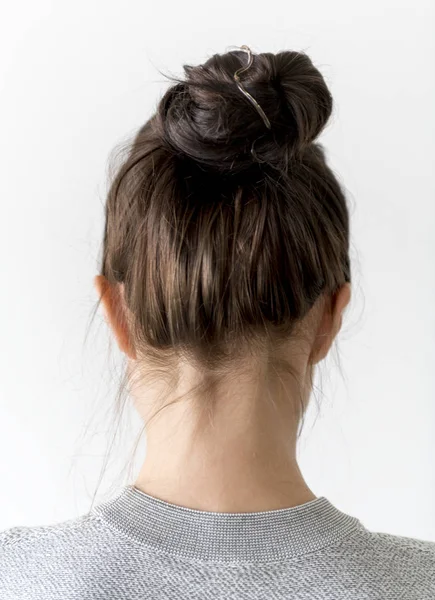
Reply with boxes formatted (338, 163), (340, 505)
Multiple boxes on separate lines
(92, 484), (363, 563)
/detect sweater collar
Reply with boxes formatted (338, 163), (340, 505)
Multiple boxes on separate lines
(92, 484), (362, 563)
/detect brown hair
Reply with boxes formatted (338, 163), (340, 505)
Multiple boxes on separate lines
(89, 47), (351, 501)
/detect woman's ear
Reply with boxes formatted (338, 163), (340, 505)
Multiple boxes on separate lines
(310, 283), (351, 365)
(331, 282), (351, 338)
(94, 275), (137, 360)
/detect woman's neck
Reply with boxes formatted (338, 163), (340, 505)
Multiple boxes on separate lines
(134, 460), (316, 513)
(133, 401), (315, 512)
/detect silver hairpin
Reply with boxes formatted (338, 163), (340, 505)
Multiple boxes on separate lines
(233, 45), (271, 131)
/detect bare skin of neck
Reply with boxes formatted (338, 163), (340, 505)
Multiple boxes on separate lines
(132, 355), (317, 513)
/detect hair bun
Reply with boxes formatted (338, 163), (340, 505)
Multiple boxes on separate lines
(154, 48), (333, 174)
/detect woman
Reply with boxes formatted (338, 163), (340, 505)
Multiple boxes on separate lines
(1, 45), (434, 599)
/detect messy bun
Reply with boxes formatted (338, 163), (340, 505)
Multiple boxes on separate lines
(154, 49), (333, 174)
(100, 46), (350, 372)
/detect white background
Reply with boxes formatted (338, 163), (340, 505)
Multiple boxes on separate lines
(1, 0), (434, 542)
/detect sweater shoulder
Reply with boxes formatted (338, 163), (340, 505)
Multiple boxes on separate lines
(339, 523), (435, 568)
(0, 511), (127, 599)
(0, 512), (97, 547)
(367, 529), (435, 556)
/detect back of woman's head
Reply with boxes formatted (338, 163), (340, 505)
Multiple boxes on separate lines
(99, 46), (350, 376)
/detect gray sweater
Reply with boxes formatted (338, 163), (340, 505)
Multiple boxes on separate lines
(1, 484), (434, 599)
